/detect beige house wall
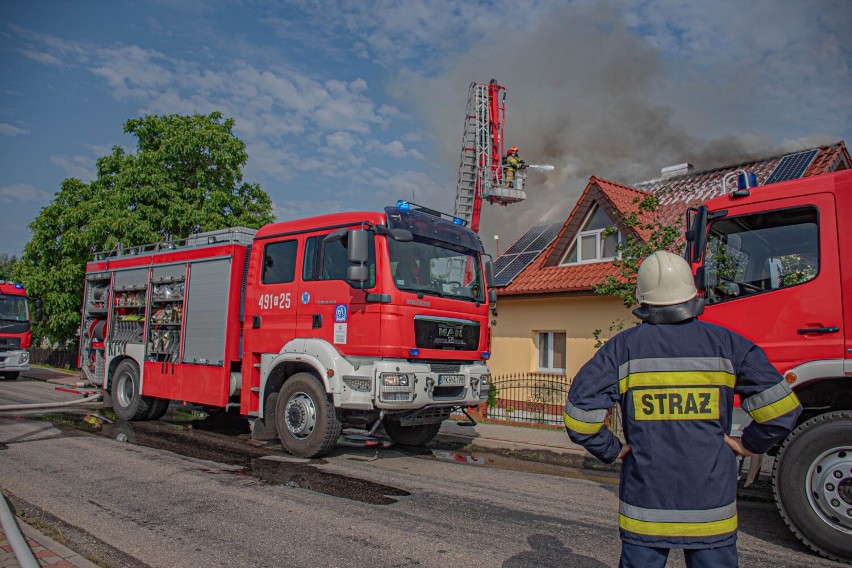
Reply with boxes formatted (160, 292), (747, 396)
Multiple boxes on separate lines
(489, 294), (632, 378)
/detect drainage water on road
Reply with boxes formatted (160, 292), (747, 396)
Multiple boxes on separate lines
(31, 411), (412, 505)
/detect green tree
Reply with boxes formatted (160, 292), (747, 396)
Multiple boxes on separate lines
(0, 254), (18, 279)
(591, 194), (682, 345)
(14, 112), (274, 345)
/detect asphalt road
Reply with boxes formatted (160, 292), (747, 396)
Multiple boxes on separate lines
(0, 376), (844, 567)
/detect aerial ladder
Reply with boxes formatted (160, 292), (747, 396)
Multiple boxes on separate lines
(453, 80), (528, 233)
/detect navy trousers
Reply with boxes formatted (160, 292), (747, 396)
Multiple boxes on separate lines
(619, 542), (738, 568)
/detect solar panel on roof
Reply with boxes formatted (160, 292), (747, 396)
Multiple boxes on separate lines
(492, 254), (516, 277)
(524, 222), (562, 252)
(765, 149), (818, 185)
(494, 252), (538, 287)
(502, 224), (549, 255)
(492, 221), (563, 287)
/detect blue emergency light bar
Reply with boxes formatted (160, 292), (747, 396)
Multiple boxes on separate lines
(395, 200), (466, 227)
(737, 172), (758, 189)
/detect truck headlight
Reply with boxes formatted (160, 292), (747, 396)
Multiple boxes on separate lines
(20, 352), (29, 365)
(381, 373), (411, 387)
(480, 373), (491, 386)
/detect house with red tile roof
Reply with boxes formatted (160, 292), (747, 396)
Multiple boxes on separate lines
(487, 141), (850, 378)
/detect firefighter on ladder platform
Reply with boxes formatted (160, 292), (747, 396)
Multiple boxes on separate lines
(563, 251), (802, 568)
(504, 145), (527, 188)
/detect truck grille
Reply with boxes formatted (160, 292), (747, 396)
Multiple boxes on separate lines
(0, 338), (21, 352)
(429, 363), (461, 373)
(433, 386), (466, 400)
(414, 318), (479, 351)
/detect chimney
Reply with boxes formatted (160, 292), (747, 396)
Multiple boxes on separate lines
(661, 163), (695, 178)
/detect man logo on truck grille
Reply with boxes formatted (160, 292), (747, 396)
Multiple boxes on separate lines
(632, 387), (720, 421)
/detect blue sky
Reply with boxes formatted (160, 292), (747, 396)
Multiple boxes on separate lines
(1, 0), (850, 258)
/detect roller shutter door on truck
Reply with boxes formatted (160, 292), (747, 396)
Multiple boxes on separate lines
(183, 258), (231, 366)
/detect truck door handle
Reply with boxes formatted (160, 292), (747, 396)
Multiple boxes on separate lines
(797, 326), (839, 334)
(312, 314), (322, 329)
(253, 316), (261, 329)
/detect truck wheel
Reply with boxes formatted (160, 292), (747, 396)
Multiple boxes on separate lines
(275, 373), (342, 458)
(1, 372), (19, 380)
(773, 410), (852, 563)
(111, 360), (152, 421)
(145, 397), (171, 420)
(382, 417), (442, 446)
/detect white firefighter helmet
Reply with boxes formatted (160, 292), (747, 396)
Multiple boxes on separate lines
(635, 251), (697, 306)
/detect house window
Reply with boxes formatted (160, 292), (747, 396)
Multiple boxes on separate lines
(536, 331), (566, 372)
(561, 205), (621, 264)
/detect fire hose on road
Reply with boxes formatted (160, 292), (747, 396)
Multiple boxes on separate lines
(0, 386), (102, 566)
(0, 392), (103, 412)
(0, 492), (39, 568)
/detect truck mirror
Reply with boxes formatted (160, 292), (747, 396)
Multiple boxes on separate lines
(484, 260), (495, 288)
(694, 266), (706, 292)
(488, 289), (497, 305)
(348, 265), (369, 283)
(35, 309), (43, 323)
(348, 229), (370, 264)
(34, 298), (43, 309)
(686, 206), (708, 264)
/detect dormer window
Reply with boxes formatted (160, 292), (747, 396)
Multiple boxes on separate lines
(560, 204), (621, 264)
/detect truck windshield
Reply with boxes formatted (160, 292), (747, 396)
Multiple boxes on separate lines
(388, 239), (484, 302)
(0, 294), (30, 322)
(702, 206), (819, 304)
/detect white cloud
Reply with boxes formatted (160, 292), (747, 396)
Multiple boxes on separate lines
(367, 139), (424, 159)
(90, 45), (173, 101)
(272, 199), (346, 221)
(49, 155), (96, 182)
(19, 48), (62, 66)
(326, 131), (360, 152)
(0, 123), (29, 136)
(0, 183), (52, 204)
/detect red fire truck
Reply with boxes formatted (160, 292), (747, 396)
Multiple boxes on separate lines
(79, 202), (494, 458)
(685, 169), (851, 562)
(0, 279), (40, 380)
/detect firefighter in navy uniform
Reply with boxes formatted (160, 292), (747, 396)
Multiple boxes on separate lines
(563, 251), (802, 568)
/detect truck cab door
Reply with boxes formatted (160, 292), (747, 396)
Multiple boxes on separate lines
(300, 231), (380, 355)
(247, 238), (300, 355)
(699, 193), (843, 374)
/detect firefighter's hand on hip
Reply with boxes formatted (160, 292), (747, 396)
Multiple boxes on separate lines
(724, 435), (754, 457)
(619, 444), (631, 461)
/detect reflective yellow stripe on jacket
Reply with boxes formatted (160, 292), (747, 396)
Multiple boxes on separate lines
(618, 357), (736, 394)
(563, 401), (608, 435)
(741, 381), (801, 423)
(619, 501), (738, 538)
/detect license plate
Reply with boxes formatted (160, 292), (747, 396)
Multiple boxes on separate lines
(438, 374), (465, 386)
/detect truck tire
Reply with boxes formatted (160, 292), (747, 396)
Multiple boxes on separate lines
(111, 360), (152, 421)
(275, 373), (342, 458)
(772, 410), (852, 564)
(382, 417), (442, 446)
(145, 397), (170, 420)
(1, 372), (19, 380)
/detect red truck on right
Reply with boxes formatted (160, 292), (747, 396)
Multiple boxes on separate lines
(685, 168), (851, 563)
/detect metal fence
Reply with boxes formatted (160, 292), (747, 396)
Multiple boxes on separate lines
(30, 347), (77, 369)
(485, 372), (622, 435)
(485, 372), (571, 426)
